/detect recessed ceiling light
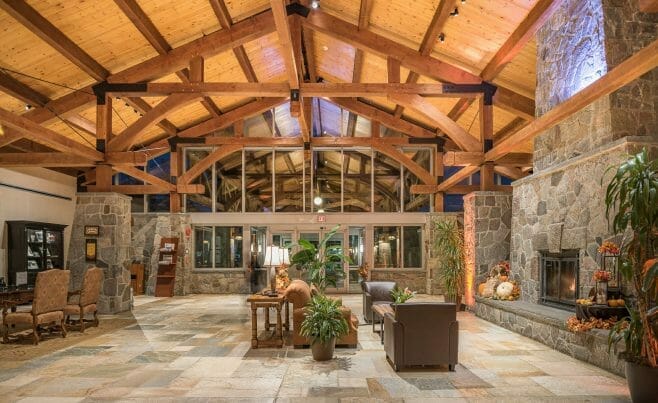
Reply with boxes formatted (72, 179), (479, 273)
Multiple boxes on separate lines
(25, 104), (32, 111)
(311, 0), (320, 9)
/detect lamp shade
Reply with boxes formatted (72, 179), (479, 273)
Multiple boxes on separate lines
(281, 248), (290, 265)
(263, 246), (283, 267)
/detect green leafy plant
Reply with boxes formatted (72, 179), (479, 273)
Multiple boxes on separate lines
(287, 225), (351, 293)
(604, 148), (658, 367)
(391, 287), (416, 304)
(434, 219), (465, 303)
(300, 294), (349, 345)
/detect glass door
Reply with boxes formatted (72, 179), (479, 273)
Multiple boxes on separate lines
(348, 227), (366, 293)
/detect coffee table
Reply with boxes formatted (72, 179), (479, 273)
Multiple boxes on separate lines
(372, 303), (394, 344)
(246, 293), (289, 348)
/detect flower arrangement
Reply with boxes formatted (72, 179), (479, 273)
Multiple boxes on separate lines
(357, 263), (369, 280)
(490, 260), (510, 278)
(276, 266), (291, 289)
(597, 241), (620, 255)
(593, 270), (611, 282)
(390, 287), (416, 304)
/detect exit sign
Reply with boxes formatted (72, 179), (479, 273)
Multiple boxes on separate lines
(317, 215), (326, 223)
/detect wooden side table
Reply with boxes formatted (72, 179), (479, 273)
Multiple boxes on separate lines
(372, 304), (394, 344)
(247, 293), (288, 348)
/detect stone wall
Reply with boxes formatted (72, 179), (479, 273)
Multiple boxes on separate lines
(512, 139), (654, 303)
(68, 193), (132, 313)
(475, 297), (625, 376)
(370, 270), (426, 293)
(534, 0), (657, 172)
(463, 192), (512, 306)
(131, 213), (192, 296)
(186, 270), (250, 294)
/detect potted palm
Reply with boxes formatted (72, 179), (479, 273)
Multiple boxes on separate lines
(288, 225), (351, 360)
(604, 149), (658, 402)
(300, 294), (349, 361)
(434, 219), (465, 309)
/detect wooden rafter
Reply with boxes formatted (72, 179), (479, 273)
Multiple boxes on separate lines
(389, 94), (481, 151)
(271, 0), (300, 89)
(114, 0), (223, 119)
(351, 0), (371, 84)
(0, 129), (24, 149)
(486, 39), (658, 161)
(639, 0), (658, 12)
(0, 0), (108, 81)
(112, 165), (175, 191)
(372, 143), (434, 185)
(123, 97), (179, 136)
(480, 0), (564, 81)
(392, 0), (454, 118)
(0, 107), (102, 161)
(0, 152), (95, 167)
(108, 93), (200, 151)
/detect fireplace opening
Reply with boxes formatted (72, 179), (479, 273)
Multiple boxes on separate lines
(540, 250), (579, 309)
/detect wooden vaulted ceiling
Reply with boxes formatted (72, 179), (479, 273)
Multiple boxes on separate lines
(0, 0), (543, 160)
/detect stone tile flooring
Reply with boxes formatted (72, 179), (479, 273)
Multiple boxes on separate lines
(0, 294), (630, 402)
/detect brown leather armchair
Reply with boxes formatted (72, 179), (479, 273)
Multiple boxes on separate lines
(64, 267), (103, 332)
(383, 302), (458, 371)
(361, 281), (397, 323)
(2, 269), (70, 345)
(284, 280), (358, 348)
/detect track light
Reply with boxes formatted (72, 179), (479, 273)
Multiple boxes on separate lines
(311, 0), (319, 9)
(438, 33), (445, 43)
(25, 104), (32, 111)
(450, 7), (459, 16)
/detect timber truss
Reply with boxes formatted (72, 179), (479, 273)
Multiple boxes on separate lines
(0, 0), (657, 213)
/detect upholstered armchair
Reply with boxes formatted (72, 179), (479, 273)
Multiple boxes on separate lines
(284, 280), (358, 348)
(2, 269), (70, 345)
(383, 302), (459, 371)
(64, 267), (103, 332)
(361, 281), (397, 323)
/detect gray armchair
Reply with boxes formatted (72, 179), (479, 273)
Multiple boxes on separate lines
(361, 281), (397, 323)
(383, 302), (459, 371)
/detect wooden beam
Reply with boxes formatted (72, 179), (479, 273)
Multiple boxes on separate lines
(480, 162), (494, 191)
(177, 97), (286, 139)
(87, 184), (166, 194)
(412, 184), (512, 195)
(0, 152), (95, 167)
(113, 165), (175, 191)
(494, 117), (528, 141)
(486, 39), (658, 161)
(434, 149), (444, 212)
(493, 87), (535, 121)
(0, 129), (23, 149)
(389, 94), (481, 151)
(481, 0), (563, 80)
(0, 0), (107, 81)
(387, 57), (400, 84)
(639, 0), (658, 12)
(494, 165), (526, 181)
(189, 56), (204, 83)
(95, 165), (113, 192)
(372, 143), (434, 185)
(329, 98), (436, 138)
(0, 107), (102, 161)
(178, 144), (243, 185)
(124, 97), (179, 136)
(438, 165), (480, 192)
(176, 183), (206, 194)
(303, 10), (481, 85)
(351, 0), (371, 84)
(108, 93), (200, 151)
(96, 96), (112, 145)
(497, 153), (533, 166)
(443, 151), (483, 166)
(270, 0), (300, 89)
(104, 151), (148, 166)
(0, 70), (49, 106)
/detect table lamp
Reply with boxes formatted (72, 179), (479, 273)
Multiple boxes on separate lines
(263, 246), (282, 296)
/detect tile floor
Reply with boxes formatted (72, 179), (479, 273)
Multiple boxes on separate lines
(0, 294), (630, 402)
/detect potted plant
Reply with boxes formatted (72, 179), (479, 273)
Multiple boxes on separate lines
(604, 149), (658, 402)
(287, 225), (350, 293)
(300, 294), (349, 361)
(391, 287), (416, 304)
(434, 219), (465, 308)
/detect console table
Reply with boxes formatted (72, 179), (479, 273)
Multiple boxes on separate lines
(0, 287), (34, 312)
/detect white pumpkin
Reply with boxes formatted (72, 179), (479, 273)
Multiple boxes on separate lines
(496, 281), (514, 298)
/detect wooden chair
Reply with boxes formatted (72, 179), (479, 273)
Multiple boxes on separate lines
(64, 267), (103, 332)
(2, 269), (70, 345)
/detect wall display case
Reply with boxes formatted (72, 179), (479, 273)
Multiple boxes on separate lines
(155, 237), (178, 297)
(7, 221), (67, 287)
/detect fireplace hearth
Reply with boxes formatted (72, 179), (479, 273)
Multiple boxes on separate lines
(540, 250), (579, 309)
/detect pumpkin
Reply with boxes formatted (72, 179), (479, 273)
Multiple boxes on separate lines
(478, 283), (486, 296)
(496, 282), (514, 298)
(608, 300), (618, 307)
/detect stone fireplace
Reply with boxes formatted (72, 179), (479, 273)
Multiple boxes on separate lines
(539, 250), (579, 309)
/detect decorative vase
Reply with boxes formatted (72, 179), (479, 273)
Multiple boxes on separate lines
(596, 281), (608, 304)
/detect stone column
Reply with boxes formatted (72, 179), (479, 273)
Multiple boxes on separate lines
(463, 192), (512, 306)
(68, 193), (132, 313)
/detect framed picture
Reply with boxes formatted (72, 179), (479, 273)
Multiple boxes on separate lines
(85, 239), (97, 262)
(84, 225), (100, 236)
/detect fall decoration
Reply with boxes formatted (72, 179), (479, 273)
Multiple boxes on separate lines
(567, 315), (619, 332)
(357, 263), (369, 281)
(598, 241), (620, 255)
(390, 287), (416, 304)
(593, 270), (611, 282)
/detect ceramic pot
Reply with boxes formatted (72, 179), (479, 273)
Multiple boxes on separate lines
(311, 338), (336, 361)
(625, 360), (658, 402)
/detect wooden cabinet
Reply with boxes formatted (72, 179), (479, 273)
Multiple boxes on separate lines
(155, 237), (178, 297)
(130, 263), (145, 296)
(7, 221), (67, 287)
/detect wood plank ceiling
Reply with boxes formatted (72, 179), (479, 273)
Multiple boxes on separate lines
(11, 0), (652, 209)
